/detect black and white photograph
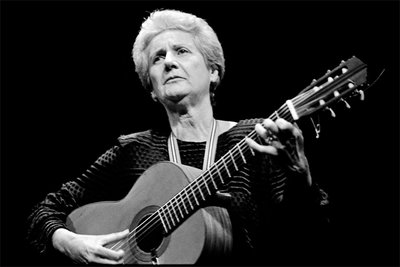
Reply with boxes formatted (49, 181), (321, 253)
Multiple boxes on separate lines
(1, 1), (399, 266)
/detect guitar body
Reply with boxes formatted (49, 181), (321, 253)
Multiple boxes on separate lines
(66, 161), (232, 264)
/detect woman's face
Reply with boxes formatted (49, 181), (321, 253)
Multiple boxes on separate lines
(147, 30), (218, 107)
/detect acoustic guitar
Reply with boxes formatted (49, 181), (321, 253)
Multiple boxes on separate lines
(66, 56), (369, 264)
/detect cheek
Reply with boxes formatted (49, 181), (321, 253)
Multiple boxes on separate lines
(191, 61), (211, 81)
(149, 69), (161, 88)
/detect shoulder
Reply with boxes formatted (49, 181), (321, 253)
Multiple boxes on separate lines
(117, 129), (166, 148)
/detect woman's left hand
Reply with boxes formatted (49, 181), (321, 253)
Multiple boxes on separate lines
(246, 118), (312, 186)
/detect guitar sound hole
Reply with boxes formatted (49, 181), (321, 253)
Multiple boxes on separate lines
(136, 214), (165, 253)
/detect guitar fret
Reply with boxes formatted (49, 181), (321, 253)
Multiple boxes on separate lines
(196, 179), (205, 201)
(238, 145), (247, 163)
(191, 184), (200, 206)
(185, 188), (194, 210)
(208, 171), (218, 190)
(222, 157), (231, 177)
(180, 192), (189, 215)
(157, 209), (168, 233)
(229, 150), (238, 171)
(162, 205), (172, 230)
(175, 195), (184, 218)
(249, 146), (255, 156)
(202, 176), (211, 195)
(215, 163), (224, 184)
(166, 202), (176, 227)
(172, 201), (180, 223)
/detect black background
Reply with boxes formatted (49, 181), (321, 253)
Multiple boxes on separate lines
(1, 1), (399, 266)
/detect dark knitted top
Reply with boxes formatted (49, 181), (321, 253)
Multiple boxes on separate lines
(26, 118), (329, 265)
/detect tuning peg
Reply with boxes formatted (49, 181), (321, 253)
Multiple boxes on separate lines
(356, 89), (365, 101)
(334, 90), (340, 97)
(342, 68), (348, 74)
(340, 98), (351, 109)
(325, 107), (336, 118)
(348, 82), (365, 101)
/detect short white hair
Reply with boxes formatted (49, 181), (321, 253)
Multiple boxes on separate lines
(132, 9), (225, 98)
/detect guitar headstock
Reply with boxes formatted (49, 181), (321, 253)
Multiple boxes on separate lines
(291, 56), (368, 119)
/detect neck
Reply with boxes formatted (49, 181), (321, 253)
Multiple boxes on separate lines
(165, 100), (214, 142)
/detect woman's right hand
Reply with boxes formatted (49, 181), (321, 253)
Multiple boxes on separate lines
(52, 228), (129, 264)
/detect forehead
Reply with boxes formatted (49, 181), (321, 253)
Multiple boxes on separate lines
(147, 30), (197, 54)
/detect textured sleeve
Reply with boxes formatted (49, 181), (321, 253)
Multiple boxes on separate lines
(26, 143), (127, 256)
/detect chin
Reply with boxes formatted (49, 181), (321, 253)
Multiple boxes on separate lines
(169, 96), (188, 105)
(165, 90), (188, 103)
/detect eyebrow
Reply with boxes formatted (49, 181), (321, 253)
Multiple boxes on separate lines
(149, 43), (194, 63)
(151, 42), (193, 54)
(148, 48), (165, 64)
(150, 48), (165, 57)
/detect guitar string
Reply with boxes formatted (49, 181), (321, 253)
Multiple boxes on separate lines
(108, 106), (295, 262)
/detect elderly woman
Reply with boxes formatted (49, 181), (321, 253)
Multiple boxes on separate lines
(27, 9), (328, 265)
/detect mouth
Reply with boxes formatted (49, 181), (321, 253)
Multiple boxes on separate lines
(164, 76), (184, 84)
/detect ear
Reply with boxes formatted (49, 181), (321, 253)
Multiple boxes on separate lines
(210, 69), (219, 83)
(151, 91), (158, 102)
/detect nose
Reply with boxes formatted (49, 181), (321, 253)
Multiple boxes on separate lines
(164, 51), (178, 71)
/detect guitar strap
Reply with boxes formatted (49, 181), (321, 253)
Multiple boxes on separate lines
(168, 119), (229, 171)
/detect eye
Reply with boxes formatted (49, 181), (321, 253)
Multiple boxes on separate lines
(177, 47), (189, 55)
(152, 54), (165, 64)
